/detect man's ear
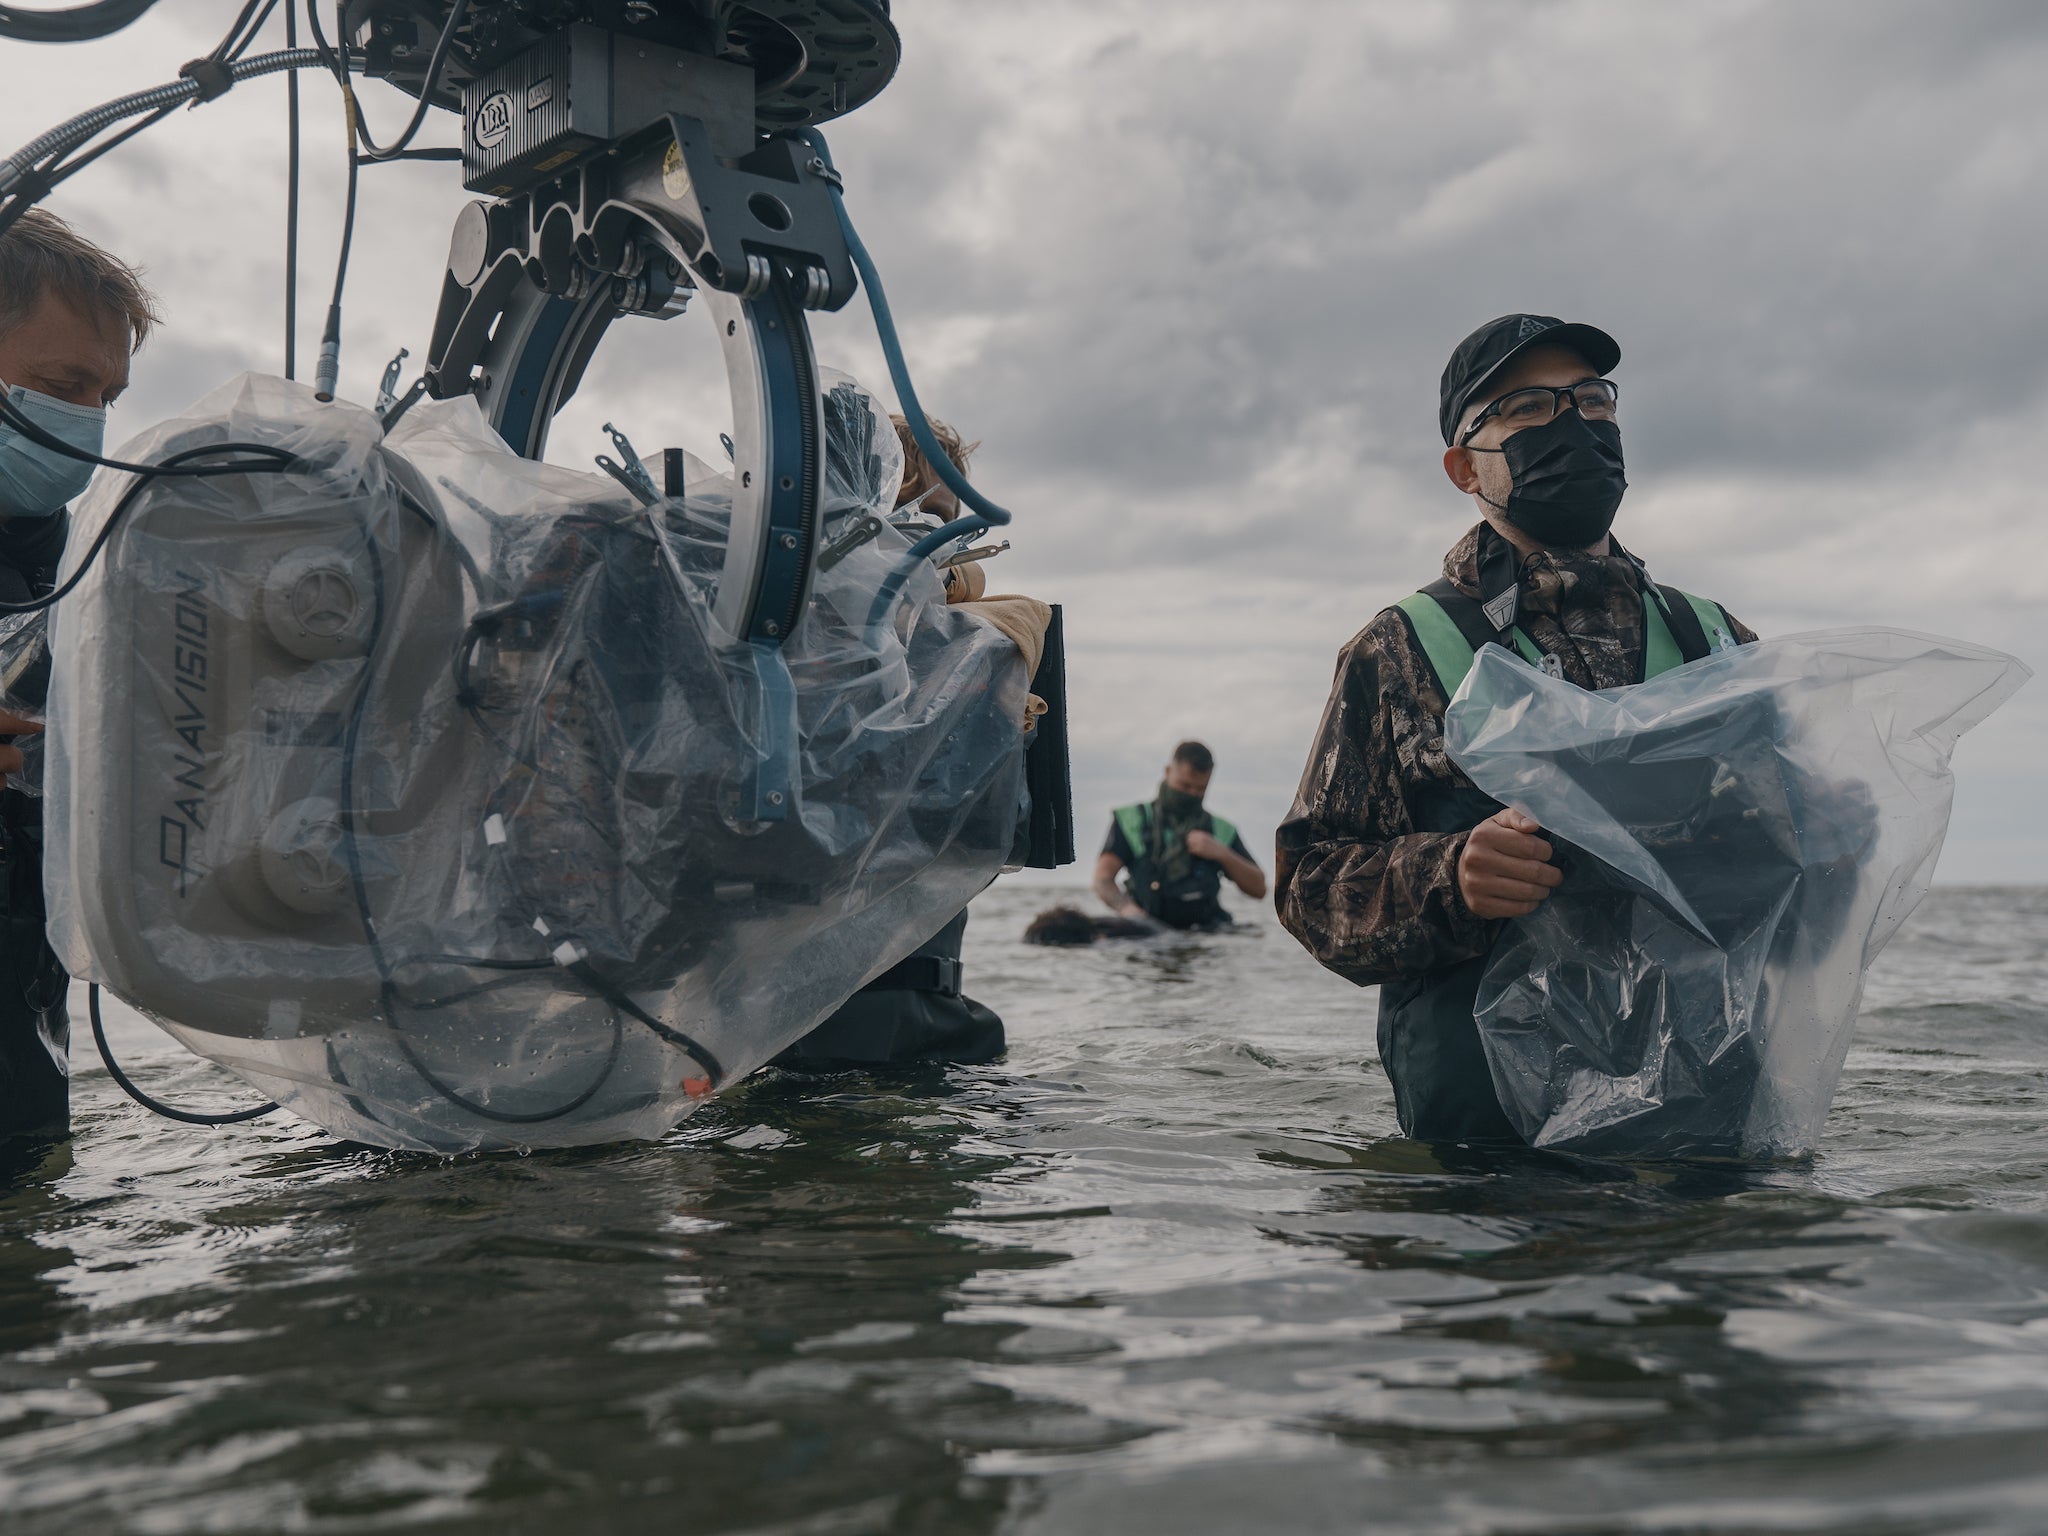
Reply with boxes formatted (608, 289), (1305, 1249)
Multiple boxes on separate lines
(1443, 445), (1482, 495)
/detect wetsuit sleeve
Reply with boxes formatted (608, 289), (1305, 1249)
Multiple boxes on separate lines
(1228, 831), (1256, 865)
(0, 512), (67, 604)
(1275, 621), (1498, 987)
(1101, 817), (1134, 865)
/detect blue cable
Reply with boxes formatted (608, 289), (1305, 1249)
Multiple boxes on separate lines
(798, 129), (1012, 631)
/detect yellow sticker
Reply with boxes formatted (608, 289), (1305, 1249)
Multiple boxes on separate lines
(662, 141), (690, 202)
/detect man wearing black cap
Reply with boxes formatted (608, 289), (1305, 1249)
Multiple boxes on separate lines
(1274, 315), (1756, 1143)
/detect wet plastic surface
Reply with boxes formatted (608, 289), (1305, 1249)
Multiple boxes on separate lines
(44, 373), (1028, 1151)
(1445, 630), (2029, 1158)
(0, 610), (48, 797)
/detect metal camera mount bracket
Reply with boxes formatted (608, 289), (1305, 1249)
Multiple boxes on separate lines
(345, 1), (900, 821)
(352, 2), (899, 651)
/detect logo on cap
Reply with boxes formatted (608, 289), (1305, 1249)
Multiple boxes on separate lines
(1517, 316), (1549, 340)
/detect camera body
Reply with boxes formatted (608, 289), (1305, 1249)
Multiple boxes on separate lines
(58, 422), (467, 1039)
(46, 379), (1033, 1149)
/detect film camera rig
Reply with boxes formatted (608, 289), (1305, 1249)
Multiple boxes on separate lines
(0, 2), (1076, 1138)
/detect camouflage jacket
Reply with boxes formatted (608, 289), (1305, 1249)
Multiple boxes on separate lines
(1275, 522), (1757, 988)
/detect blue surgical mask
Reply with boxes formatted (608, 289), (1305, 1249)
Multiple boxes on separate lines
(0, 382), (105, 518)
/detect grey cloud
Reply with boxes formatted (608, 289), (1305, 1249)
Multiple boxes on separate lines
(825, 2), (2048, 500)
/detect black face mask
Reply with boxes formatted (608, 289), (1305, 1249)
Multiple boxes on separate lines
(1475, 410), (1627, 549)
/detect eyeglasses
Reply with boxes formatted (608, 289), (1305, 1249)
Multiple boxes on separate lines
(1459, 379), (1619, 446)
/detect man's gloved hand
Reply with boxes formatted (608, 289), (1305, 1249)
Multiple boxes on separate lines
(1457, 807), (1562, 919)
(0, 705), (43, 790)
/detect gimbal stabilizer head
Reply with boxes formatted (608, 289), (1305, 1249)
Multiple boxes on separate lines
(334, 2), (899, 655)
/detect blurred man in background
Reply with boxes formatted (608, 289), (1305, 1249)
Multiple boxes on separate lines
(1096, 740), (1265, 930)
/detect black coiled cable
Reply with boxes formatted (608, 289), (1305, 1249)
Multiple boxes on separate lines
(0, 0), (162, 43)
(89, 986), (277, 1126)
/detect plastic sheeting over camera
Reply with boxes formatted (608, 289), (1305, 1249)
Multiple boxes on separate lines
(1444, 630), (2028, 1159)
(45, 373), (1030, 1152)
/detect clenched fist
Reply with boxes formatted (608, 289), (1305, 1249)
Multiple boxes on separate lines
(1457, 807), (1562, 919)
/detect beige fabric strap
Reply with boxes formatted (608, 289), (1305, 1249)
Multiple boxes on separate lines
(957, 594), (1053, 679)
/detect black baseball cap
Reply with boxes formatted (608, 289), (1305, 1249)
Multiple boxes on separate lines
(1439, 314), (1621, 445)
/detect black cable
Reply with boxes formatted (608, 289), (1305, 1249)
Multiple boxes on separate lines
(313, 109), (356, 400)
(334, 0), (470, 162)
(389, 968), (557, 1012)
(330, 72), (358, 305)
(12, 7), (293, 208)
(300, 0), (337, 71)
(0, 414), (295, 1134)
(0, 47), (325, 247)
(329, 501), (632, 1125)
(89, 985), (279, 1125)
(361, 147), (459, 163)
(24, 102), (178, 184)
(284, 0), (299, 379)
(405, 954), (555, 973)
(299, 0), (353, 399)
(209, 0), (263, 59)
(31, 440), (627, 1130)
(302, 0), (465, 399)
(443, 516), (729, 1047)
(391, 994), (622, 1123)
(0, 414), (295, 614)
(0, 393), (294, 480)
(16, 0), (258, 201)
(216, 0), (278, 61)
(0, 169), (54, 246)
(0, 0), (161, 43)
(568, 961), (726, 1079)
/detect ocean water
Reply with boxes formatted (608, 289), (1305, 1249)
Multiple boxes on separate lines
(4, 881), (2048, 1534)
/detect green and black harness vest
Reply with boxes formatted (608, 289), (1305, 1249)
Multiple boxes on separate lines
(1114, 801), (1242, 930)
(1379, 542), (1740, 1144)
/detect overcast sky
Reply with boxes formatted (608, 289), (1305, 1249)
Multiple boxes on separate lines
(4, 1), (2045, 881)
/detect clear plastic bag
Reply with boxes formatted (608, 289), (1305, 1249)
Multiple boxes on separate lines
(1444, 629), (2029, 1158)
(45, 373), (1030, 1152)
(0, 609), (49, 796)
